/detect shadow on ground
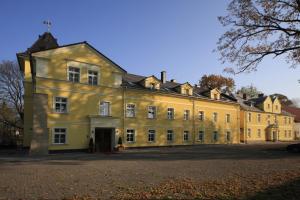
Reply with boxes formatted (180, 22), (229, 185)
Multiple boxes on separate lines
(0, 143), (299, 165)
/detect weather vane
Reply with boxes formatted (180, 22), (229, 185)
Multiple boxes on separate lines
(43, 20), (52, 32)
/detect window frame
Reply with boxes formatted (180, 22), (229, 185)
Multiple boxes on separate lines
(53, 96), (68, 113)
(126, 129), (135, 143)
(183, 110), (190, 120)
(147, 106), (156, 119)
(167, 108), (175, 120)
(247, 128), (251, 138)
(67, 66), (80, 83)
(257, 114), (261, 123)
(226, 114), (231, 123)
(126, 104), (136, 118)
(198, 111), (204, 121)
(213, 112), (218, 122)
(99, 101), (111, 116)
(52, 128), (67, 145)
(87, 70), (99, 86)
(183, 131), (189, 142)
(198, 130), (204, 142)
(167, 130), (174, 142)
(148, 129), (156, 142)
(213, 131), (218, 142)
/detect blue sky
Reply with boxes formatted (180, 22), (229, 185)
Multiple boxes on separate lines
(1, 0), (299, 99)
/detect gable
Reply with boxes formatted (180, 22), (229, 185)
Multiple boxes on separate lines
(140, 76), (161, 90)
(210, 88), (221, 100)
(31, 42), (126, 74)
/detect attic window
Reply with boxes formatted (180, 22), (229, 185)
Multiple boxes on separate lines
(275, 105), (278, 110)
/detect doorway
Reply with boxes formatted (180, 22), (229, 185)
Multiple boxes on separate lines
(94, 128), (113, 152)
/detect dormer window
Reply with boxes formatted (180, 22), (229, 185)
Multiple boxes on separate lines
(267, 104), (270, 109)
(214, 94), (218, 100)
(150, 83), (156, 90)
(185, 89), (190, 95)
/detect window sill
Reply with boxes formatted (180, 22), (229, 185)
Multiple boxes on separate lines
(53, 112), (69, 114)
(51, 143), (68, 146)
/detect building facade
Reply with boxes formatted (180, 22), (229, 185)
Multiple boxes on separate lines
(17, 33), (294, 154)
(282, 106), (300, 140)
(238, 94), (295, 143)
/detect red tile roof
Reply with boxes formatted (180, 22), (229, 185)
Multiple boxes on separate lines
(282, 106), (300, 122)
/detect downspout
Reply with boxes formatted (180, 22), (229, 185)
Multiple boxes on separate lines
(123, 86), (126, 147)
(192, 99), (195, 145)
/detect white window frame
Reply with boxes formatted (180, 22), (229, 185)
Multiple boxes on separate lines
(248, 113), (252, 122)
(126, 129), (135, 143)
(226, 114), (230, 123)
(183, 110), (190, 120)
(213, 131), (218, 142)
(88, 70), (99, 86)
(148, 106), (156, 119)
(213, 112), (218, 122)
(167, 108), (175, 120)
(198, 130), (204, 142)
(199, 111), (204, 121)
(183, 131), (189, 142)
(167, 130), (174, 142)
(257, 114), (261, 123)
(54, 96), (68, 113)
(247, 128), (251, 138)
(148, 129), (155, 142)
(126, 104), (136, 118)
(226, 131), (231, 142)
(67, 66), (80, 83)
(258, 129), (261, 138)
(52, 128), (67, 145)
(99, 101), (110, 116)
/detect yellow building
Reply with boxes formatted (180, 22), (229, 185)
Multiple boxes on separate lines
(237, 94), (294, 143)
(17, 32), (293, 154)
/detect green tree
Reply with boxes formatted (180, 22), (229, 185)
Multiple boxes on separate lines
(237, 85), (261, 98)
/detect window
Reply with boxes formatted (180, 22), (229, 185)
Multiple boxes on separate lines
(167, 108), (174, 119)
(68, 67), (80, 82)
(54, 97), (68, 113)
(258, 129), (261, 138)
(88, 70), (98, 85)
(226, 131), (231, 142)
(183, 110), (190, 120)
(288, 130), (292, 138)
(275, 105), (278, 110)
(183, 131), (189, 141)
(226, 114), (230, 123)
(288, 117), (291, 124)
(148, 130), (155, 142)
(167, 130), (173, 142)
(126, 104), (135, 117)
(267, 115), (271, 125)
(185, 89), (189, 95)
(99, 102), (110, 116)
(199, 111), (204, 121)
(149, 83), (156, 90)
(198, 131), (204, 142)
(53, 128), (66, 144)
(214, 94), (218, 100)
(257, 114), (261, 123)
(213, 131), (218, 142)
(284, 117), (287, 124)
(267, 104), (270, 109)
(126, 129), (135, 142)
(247, 128), (251, 138)
(213, 112), (218, 122)
(148, 106), (156, 119)
(284, 130), (287, 137)
(248, 113), (252, 122)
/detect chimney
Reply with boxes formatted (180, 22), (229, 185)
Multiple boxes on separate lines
(243, 93), (247, 100)
(258, 93), (264, 98)
(161, 71), (166, 83)
(170, 79), (176, 83)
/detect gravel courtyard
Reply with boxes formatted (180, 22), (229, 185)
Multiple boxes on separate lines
(0, 143), (299, 200)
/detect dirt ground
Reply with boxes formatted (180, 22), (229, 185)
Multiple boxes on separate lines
(0, 143), (299, 200)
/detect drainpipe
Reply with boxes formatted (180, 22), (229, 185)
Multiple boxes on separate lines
(192, 99), (195, 145)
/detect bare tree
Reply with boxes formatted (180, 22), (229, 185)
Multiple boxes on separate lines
(0, 60), (24, 124)
(217, 0), (300, 74)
